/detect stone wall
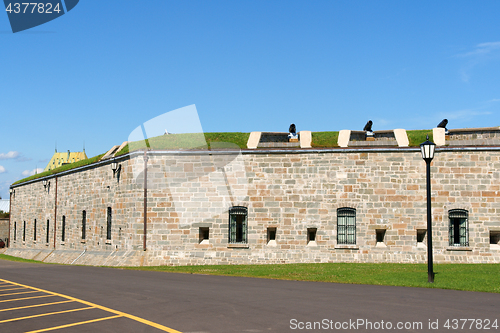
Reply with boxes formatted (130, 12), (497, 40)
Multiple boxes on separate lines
(7, 147), (500, 265)
(9, 158), (143, 254)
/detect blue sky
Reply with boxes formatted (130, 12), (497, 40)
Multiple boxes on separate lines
(1, 1), (500, 199)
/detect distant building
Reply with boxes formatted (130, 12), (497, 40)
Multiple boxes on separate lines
(0, 199), (9, 213)
(44, 150), (88, 172)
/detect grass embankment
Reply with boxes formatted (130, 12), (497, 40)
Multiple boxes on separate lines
(116, 132), (250, 156)
(12, 154), (106, 185)
(13, 133), (250, 185)
(407, 130), (433, 147)
(1, 253), (497, 293)
(0, 253), (48, 264)
(11, 130), (435, 185)
(311, 132), (339, 148)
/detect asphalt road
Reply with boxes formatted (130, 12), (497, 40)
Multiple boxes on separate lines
(0, 259), (499, 332)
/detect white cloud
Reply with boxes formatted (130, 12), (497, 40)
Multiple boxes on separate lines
(456, 42), (500, 82)
(0, 151), (19, 160)
(0, 151), (31, 162)
(21, 168), (43, 177)
(459, 68), (471, 83)
(373, 118), (391, 129)
(0, 166), (5, 174)
(458, 42), (500, 58)
(439, 109), (492, 121)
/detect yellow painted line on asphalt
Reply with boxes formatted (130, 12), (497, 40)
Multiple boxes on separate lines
(24, 314), (123, 333)
(0, 300), (74, 312)
(0, 287), (28, 292)
(0, 278), (183, 333)
(0, 306), (94, 324)
(0, 290), (39, 297)
(0, 295), (55, 303)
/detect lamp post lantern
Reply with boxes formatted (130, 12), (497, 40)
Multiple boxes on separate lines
(420, 135), (436, 283)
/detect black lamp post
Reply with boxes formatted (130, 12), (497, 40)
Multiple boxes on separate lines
(420, 135), (436, 283)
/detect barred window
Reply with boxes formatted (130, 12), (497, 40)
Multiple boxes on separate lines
(62, 216), (66, 242)
(106, 207), (112, 240)
(449, 209), (468, 247)
(229, 206), (247, 244)
(82, 211), (86, 240)
(34, 219), (37, 241)
(337, 208), (356, 245)
(23, 221), (26, 242)
(46, 220), (50, 243)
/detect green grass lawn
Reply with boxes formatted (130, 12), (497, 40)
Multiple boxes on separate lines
(120, 263), (500, 293)
(0, 253), (497, 293)
(0, 253), (50, 264)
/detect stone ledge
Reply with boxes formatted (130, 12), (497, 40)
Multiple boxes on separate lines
(449, 127), (500, 133)
(227, 243), (249, 248)
(334, 245), (359, 250)
(446, 247), (472, 251)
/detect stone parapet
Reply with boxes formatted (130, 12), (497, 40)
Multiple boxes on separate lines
(299, 131), (312, 148)
(247, 132), (261, 149)
(258, 142), (300, 148)
(393, 129), (409, 147)
(446, 127), (500, 146)
(348, 140), (396, 147)
(433, 127), (446, 146)
(338, 130), (350, 147)
(246, 127), (500, 149)
(340, 130), (401, 147)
